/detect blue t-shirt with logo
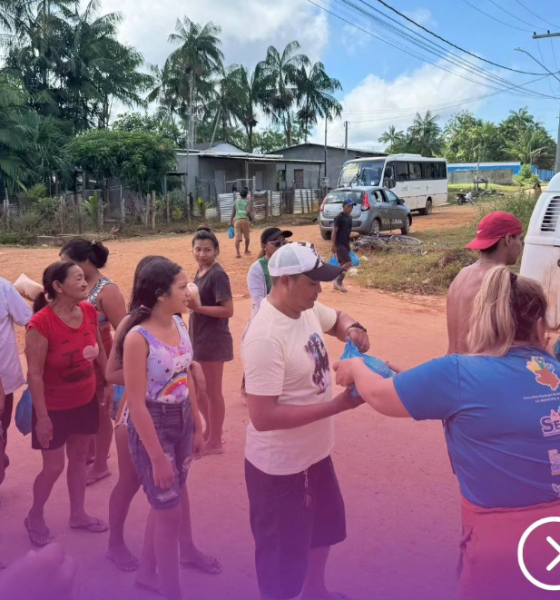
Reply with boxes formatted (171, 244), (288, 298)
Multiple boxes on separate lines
(394, 347), (560, 509)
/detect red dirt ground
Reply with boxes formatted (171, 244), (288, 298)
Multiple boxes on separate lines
(0, 206), (475, 600)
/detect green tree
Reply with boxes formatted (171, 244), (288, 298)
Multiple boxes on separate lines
(294, 61), (342, 141)
(162, 17), (224, 148)
(378, 125), (407, 153)
(235, 64), (273, 151)
(262, 41), (309, 146)
(113, 111), (183, 146)
(505, 129), (553, 166)
(407, 111), (442, 156)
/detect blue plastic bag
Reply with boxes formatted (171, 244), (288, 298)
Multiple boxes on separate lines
(329, 253), (360, 267)
(340, 341), (395, 397)
(15, 387), (33, 436)
(555, 338), (560, 361)
(227, 226), (235, 239)
(112, 385), (126, 420)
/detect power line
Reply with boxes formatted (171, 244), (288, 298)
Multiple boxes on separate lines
(537, 40), (557, 96)
(485, 0), (546, 32)
(368, 0), (557, 75)
(460, 0), (532, 32)
(330, 0), (558, 100)
(513, 0), (560, 30)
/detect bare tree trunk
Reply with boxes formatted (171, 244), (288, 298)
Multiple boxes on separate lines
(3, 186), (10, 231)
(119, 184), (125, 228)
(151, 190), (156, 230)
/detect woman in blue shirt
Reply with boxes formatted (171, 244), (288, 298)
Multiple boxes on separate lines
(335, 265), (558, 600)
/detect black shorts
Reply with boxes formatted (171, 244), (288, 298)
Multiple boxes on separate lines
(336, 245), (351, 266)
(245, 455), (346, 600)
(32, 397), (99, 450)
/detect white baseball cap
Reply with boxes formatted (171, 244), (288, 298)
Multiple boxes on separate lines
(268, 242), (343, 281)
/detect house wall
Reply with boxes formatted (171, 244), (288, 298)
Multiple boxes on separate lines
(449, 169), (514, 185)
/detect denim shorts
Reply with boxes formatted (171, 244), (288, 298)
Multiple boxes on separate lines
(128, 400), (194, 510)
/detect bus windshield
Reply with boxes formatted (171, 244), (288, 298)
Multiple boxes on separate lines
(338, 159), (385, 187)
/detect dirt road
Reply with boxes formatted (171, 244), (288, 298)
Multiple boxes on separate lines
(0, 207), (470, 599)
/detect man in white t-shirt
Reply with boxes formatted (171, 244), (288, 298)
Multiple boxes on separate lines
(242, 242), (370, 600)
(0, 276), (32, 450)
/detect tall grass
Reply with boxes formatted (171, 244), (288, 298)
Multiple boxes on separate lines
(474, 190), (537, 234)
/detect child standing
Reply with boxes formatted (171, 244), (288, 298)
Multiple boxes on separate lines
(119, 257), (203, 599)
(189, 227), (233, 456)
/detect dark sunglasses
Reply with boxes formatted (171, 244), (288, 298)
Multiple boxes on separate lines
(268, 239), (286, 248)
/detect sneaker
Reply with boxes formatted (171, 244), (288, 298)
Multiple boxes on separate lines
(333, 282), (347, 293)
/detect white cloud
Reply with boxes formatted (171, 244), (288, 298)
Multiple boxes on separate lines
(342, 24), (370, 56)
(404, 8), (437, 29)
(311, 59), (491, 150)
(96, 0), (329, 71)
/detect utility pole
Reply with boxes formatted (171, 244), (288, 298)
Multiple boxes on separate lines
(344, 121), (348, 163)
(324, 118), (328, 189)
(524, 35), (560, 173)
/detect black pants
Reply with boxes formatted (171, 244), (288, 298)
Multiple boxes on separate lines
(245, 456), (346, 600)
(1, 393), (14, 447)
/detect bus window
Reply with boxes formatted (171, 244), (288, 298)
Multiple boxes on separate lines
(396, 162), (410, 181)
(433, 162), (447, 179)
(422, 163), (435, 179)
(409, 163), (422, 180)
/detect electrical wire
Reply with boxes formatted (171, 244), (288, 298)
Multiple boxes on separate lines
(537, 40), (557, 95)
(326, 0), (558, 100)
(460, 0), (532, 32)
(368, 0), (558, 75)
(338, 0), (555, 100)
(485, 0), (546, 32)
(513, 0), (560, 30)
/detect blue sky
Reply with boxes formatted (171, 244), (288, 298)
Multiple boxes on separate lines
(102, 0), (560, 150)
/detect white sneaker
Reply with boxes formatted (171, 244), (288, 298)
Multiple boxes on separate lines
(333, 282), (347, 293)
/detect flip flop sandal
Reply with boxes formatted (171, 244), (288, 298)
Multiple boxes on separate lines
(70, 517), (108, 533)
(86, 471), (111, 486)
(24, 518), (52, 547)
(106, 551), (139, 573)
(181, 555), (222, 575)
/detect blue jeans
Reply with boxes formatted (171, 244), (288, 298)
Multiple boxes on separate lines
(128, 400), (194, 510)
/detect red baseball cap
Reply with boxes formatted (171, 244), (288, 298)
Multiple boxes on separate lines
(465, 211), (523, 250)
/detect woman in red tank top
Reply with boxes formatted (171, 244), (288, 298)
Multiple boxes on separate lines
(24, 261), (111, 547)
(60, 239), (126, 486)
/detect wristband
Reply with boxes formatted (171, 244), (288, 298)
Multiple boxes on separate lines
(346, 322), (367, 335)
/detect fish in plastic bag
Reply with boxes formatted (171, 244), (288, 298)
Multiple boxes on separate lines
(329, 253), (360, 267)
(340, 340), (395, 397)
(227, 226), (235, 239)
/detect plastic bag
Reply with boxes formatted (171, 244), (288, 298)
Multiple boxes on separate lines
(555, 338), (560, 361)
(15, 387), (33, 436)
(350, 252), (360, 267)
(227, 226), (235, 239)
(340, 341), (395, 397)
(112, 385), (126, 420)
(329, 254), (339, 266)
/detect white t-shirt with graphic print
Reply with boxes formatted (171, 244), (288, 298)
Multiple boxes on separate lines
(242, 298), (338, 475)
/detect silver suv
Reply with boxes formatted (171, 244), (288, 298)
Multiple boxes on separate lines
(319, 186), (412, 240)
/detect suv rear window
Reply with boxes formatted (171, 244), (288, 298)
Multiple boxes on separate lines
(325, 190), (363, 204)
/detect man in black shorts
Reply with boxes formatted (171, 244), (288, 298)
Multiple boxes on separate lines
(242, 242), (370, 600)
(332, 198), (354, 293)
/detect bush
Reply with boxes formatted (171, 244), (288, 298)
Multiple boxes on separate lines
(475, 190), (537, 234)
(0, 231), (36, 245)
(514, 164), (540, 188)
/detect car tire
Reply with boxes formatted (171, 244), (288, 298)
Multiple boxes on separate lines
(401, 216), (411, 235)
(370, 219), (381, 236)
(420, 199), (432, 216)
(320, 229), (331, 240)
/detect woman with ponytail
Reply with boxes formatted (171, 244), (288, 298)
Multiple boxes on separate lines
(24, 261), (110, 547)
(120, 256), (204, 598)
(334, 266), (558, 600)
(103, 257), (220, 576)
(60, 238), (126, 485)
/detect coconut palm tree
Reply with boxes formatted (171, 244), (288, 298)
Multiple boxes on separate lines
(407, 111), (442, 156)
(505, 129), (553, 165)
(294, 61), (342, 141)
(262, 41), (309, 146)
(378, 125), (406, 153)
(234, 63), (273, 151)
(165, 17), (223, 148)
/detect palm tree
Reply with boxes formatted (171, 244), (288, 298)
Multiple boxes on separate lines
(378, 125), (406, 152)
(294, 61), (342, 141)
(166, 17), (223, 148)
(408, 111), (442, 156)
(505, 129), (552, 165)
(262, 41), (309, 146)
(234, 64), (273, 151)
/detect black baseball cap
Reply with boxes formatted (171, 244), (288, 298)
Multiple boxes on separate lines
(261, 227), (293, 245)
